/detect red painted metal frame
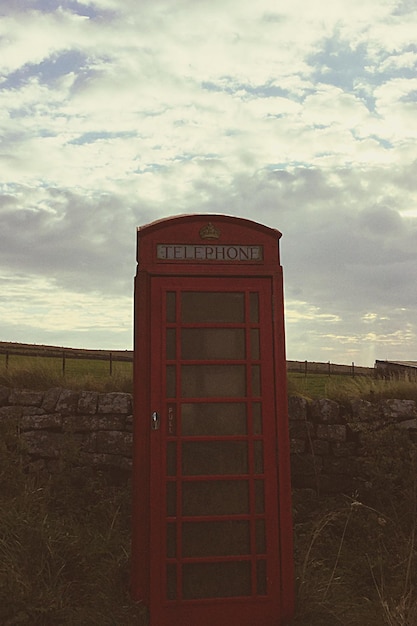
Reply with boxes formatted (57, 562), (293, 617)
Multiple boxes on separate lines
(132, 214), (294, 625)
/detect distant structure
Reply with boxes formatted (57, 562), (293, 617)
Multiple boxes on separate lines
(375, 360), (417, 380)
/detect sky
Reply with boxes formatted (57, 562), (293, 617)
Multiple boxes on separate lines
(1, 0), (417, 367)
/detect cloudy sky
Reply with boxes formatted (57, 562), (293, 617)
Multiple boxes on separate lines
(1, 0), (416, 366)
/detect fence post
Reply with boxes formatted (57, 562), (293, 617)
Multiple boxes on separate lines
(5, 352), (9, 370)
(62, 351), (66, 376)
(351, 361), (355, 377)
(304, 360), (308, 377)
(109, 352), (113, 376)
(328, 361), (331, 377)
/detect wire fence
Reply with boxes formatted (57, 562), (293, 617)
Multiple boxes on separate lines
(0, 346), (133, 376)
(0, 344), (375, 378)
(287, 360), (374, 378)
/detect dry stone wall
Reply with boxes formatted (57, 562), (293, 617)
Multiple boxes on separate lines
(0, 386), (133, 474)
(290, 395), (417, 493)
(1, 386), (417, 493)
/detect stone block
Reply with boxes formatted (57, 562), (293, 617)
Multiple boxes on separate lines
(397, 418), (417, 430)
(125, 414), (133, 432)
(95, 415), (126, 431)
(350, 399), (381, 421)
(21, 406), (46, 416)
(381, 399), (417, 421)
(289, 419), (314, 440)
(0, 385), (10, 406)
(20, 414), (62, 431)
(290, 439), (306, 454)
(316, 424), (346, 442)
(332, 441), (356, 457)
(78, 391), (98, 415)
(56, 389), (80, 415)
(311, 440), (330, 455)
(41, 387), (63, 412)
(311, 398), (342, 424)
(21, 431), (64, 458)
(322, 456), (358, 475)
(288, 396), (309, 421)
(0, 405), (23, 420)
(97, 392), (132, 414)
(77, 452), (132, 470)
(96, 430), (133, 456)
(62, 414), (95, 432)
(9, 389), (44, 407)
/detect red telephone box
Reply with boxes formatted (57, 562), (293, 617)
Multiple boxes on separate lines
(132, 214), (294, 626)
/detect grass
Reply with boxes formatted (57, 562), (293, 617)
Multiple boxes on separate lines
(2, 352), (417, 403)
(0, 421), (145, 626)
(0, 357), (133, 393)
(288, 372), (417, 403)
(2, 417), (417, 624)
(1, 352), (417, 624)
(292, 425), (417, 625)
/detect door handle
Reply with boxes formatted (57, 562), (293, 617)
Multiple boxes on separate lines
(151, 411), (160, 430)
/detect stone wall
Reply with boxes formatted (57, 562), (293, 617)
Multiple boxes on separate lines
(290, 395), (417, 493)
(1, 386), (416, 493)
(0, 386), (133, 473)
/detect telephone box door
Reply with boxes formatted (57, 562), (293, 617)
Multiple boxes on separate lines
(149, 276), (283, 626)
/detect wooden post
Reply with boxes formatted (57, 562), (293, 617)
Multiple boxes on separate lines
(304, 360), (308, 377)
(62, 351), (66, 376)
(351, 361), (355, 377)
(5, 352), (9, 370)
(328, 361), (331, 377)
(110, 352), (113, 376)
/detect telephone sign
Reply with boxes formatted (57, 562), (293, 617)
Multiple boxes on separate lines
(131, 214), (294, 626)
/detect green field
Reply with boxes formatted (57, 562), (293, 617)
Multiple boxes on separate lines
(0, 350), (133, 392)
(2, 342), (417, 403)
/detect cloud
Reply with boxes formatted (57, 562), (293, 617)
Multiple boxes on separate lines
(0, 0), (416, 363)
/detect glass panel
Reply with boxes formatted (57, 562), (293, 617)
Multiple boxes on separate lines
(182, 480), (249, 516)
(250, 329), (260, 360)
(254, 441), (264, 474)
(181, 403), (247, 436)
(182, 441), (248, 475)
(257, 560), (267, 595)
(255, 480), (265, 514)
(166, 365), (176, 398)
(250, 293), (259, 323)
(182, 365), (246, 398)
(167, 523), (176, 557)
(167, 482), (176, 517)
(252, 365), (261, 396)
(181, 329), (245, 360)
(181, 292), (245, 323)
(182, 521), (250, 557)
(182, 562), (251, 599)
(166, 292), (176, 323)
(256, 520), (266, 554)
(166, 328), (176, 360)
(253, 403), (262, 434)
(167, 563), (177, 600)
(167, 442), (176, 476)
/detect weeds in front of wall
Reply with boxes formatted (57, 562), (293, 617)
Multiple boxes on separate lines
(288, 372), (417, 403)
(324, 376), (417, 404)
(0, 360), (133, 393)
(0, 420), (144, 626)
(293, 424), (417, 625)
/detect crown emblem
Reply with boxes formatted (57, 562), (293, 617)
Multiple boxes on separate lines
(199, 222), (220, 240)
